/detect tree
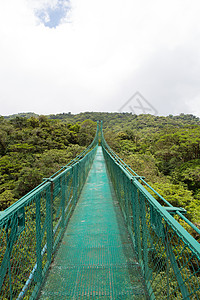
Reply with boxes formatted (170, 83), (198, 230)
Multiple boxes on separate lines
(14, 167), (43, 198)
(0, 190), (16, 210)
(173, 160), (200, 193)
(78, 120), (96, 146)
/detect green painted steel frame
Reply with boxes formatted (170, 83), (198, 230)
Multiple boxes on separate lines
(101, 121), (200, 299)
(0, 123), (99, 300)
(1, 120), (200, 299)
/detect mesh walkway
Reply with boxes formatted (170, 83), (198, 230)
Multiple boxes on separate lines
(39, 147), (148, 299)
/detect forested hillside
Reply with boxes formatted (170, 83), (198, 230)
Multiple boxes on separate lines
(0, 112), (200, 233)
(103, 113), (200, 234)
(0, 115), (96, 210)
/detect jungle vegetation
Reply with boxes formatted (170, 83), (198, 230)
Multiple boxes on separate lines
(0, 112), (200, 232)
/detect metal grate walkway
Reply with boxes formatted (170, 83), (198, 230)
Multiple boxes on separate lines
(39, 147), (148, 299)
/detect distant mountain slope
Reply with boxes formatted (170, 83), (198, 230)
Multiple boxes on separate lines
(3, 112), (39, 120)
(3, 112), (200, 128)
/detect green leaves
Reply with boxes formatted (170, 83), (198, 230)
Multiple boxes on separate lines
(0, 117), (90, 210)
(8, 143), (35, 153)
(103, 114), (200, 227)
(0, 190), (16, 210)
(78, 120), (96, 146)
(0, 112), (199, 226)
(150, 181), (194, 207)
(14, 167), (43, 198)
(172, 159), (200, 193)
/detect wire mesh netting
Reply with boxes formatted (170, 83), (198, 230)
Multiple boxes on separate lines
(1, 120), (200, 299)
(39, 147), (148, 299)
(0, 184), (51, 300)
(0, 125), (99, 300)
(101, 124), (200, 299)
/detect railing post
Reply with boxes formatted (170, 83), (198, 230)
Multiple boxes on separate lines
(124, 176), (129, 223)
(35, 194), (42, 282)
(46, 181), (54, 263)
(140, 193), (150, 280)
(6, 226), (13, 300)
(129, 184), (136, 246)
(1, 215), (18, 299)
(73, 164), (77, 205)
(100, 120), (103, 145)
(74, 162), (80, 204)
(164, 225), (190, 298)
(132, 184), (142, 264)
(61, 176), (66, 228)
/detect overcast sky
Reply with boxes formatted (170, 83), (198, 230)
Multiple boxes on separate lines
(0, 0), (200, 117)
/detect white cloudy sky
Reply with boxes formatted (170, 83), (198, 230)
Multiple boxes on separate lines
(0, 0), (200, 116)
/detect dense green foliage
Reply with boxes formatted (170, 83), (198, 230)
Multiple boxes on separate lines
(0, 116), (96, 210)
(1, 112), (199, 298)
(1, 112), (200, 230)
(103, 113), (200, 229)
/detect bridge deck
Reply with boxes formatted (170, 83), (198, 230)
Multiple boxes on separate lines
(39, 147), (148, 299)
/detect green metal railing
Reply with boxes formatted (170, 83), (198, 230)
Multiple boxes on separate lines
(1, 119), (200, 299)
(0, 123), (99, 300)
(101, 122), (200, 299)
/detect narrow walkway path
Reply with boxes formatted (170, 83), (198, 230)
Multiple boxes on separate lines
(39, 147), (147, 299)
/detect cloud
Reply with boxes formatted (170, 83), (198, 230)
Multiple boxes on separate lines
(0, 0), (200, 116)
(126, 43), (200, 116)
(32, 0), (71, 28)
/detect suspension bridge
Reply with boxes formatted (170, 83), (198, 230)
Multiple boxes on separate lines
(0, 122), (200, 299)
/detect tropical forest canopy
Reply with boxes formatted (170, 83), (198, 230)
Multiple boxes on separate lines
(0, 112), (199, 234)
